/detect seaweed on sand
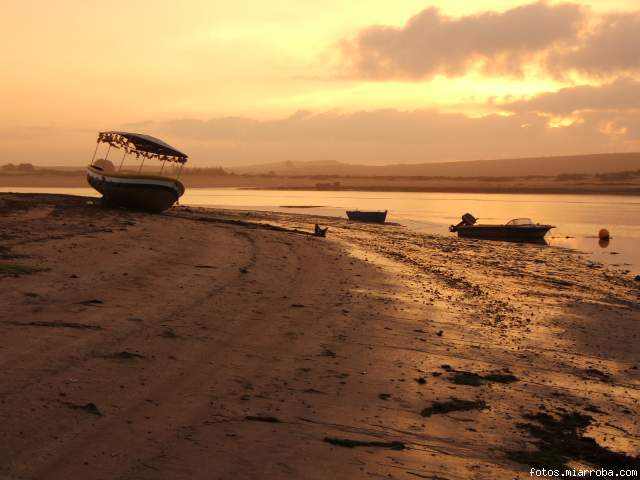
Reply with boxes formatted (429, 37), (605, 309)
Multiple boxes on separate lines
(0, 263), (45, 276)
(245, 415), (282, 423)
(8, 320), (101, 330)
(450, 372), (484, 386)
(507, 411), (640, 470)
(482, 372), (519, 383)
(66, 402), (103, 416)
(449, 370), (518, 386)
(324, 437), (406, 450)
(421, 398), (487, 417)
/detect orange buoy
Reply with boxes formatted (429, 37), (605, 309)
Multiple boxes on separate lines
(598, 228), (610, 240)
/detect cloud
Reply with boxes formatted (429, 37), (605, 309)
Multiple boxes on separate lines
(547, 13), (640, 78)
(339, 2), (585, 79)
(8, 108), (640, 166)
(131, 108), (640, 165)
(0, 126), (96, 165)
(338, 2), (640, 80)
(499, 77), (640, 114)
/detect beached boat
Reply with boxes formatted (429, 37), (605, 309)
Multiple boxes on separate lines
(346, 210), (388, 223)
(449, 213), (554, 241)
(86, 131), (188, 213)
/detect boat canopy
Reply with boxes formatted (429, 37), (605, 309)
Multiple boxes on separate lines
(97, 131), (188, 163)
(506, 218), (534, 226)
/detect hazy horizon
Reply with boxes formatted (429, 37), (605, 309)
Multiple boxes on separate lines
(3, 1), (640, 167)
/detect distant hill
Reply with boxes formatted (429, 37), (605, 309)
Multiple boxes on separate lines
(227, 153), (640, 177)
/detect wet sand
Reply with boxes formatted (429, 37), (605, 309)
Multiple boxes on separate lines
(1, 193), (639, 479)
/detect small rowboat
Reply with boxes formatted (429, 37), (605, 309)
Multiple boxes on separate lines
(86, 131), (188, 213)
(450, 213), (554, 241)
(346, 210), (387, 223)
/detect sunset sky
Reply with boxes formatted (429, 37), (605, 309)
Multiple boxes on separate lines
(2, 0), (640, 166)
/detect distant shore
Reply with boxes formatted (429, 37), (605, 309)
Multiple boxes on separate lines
(2, 171), (640, 195)
(243, 184), (640, 195)
(1, 192), (638, 479)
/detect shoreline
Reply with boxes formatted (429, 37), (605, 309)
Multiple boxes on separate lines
(4, 187), (639, 277)
(2, 173), (640, 196)
(1, 193), (639, 479)
(3, 184), (640, 198)
(239, 185), (640, 196)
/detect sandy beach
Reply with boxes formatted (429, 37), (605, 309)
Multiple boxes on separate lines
(1, 192), (639, 479)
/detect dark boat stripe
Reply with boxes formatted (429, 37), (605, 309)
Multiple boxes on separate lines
(88, 174), (180, 195)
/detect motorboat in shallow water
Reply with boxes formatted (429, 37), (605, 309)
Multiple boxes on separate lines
(449, 213), (554, 241)
(346, 210), (388, 223)
(86, 131), (188, 213)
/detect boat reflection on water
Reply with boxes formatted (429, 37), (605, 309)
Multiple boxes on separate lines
(457, 235), (550, 245)
(480, 237), (550, 245)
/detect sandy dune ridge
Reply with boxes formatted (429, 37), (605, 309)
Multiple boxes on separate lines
(0, 193), (638, 479)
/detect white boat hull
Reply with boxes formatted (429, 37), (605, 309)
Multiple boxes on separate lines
(87, 165), (185, 213)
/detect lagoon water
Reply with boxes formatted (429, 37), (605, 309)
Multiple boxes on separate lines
(3, 186), (640, 274)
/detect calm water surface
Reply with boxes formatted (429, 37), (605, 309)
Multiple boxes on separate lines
(3, 187), (639, 274)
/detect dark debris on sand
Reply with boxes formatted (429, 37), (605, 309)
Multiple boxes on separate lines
(8, 320), (102, 330)
(76, 299), (104, 306)
(324, 437), (406, 450)
(66, 402), (103, 416)
(245, 415), (282, 423)
(507, 411), (640, 470)
(102, 351), (146, 360)
(582, 368), (611, 382)
(421, 398), (487, 417)
(0, 263), (45, 276)
(448, 368), (518, 387)
(159, 327), (178, 338)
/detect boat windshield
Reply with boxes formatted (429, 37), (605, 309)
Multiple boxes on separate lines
(506, 218), (534, 226)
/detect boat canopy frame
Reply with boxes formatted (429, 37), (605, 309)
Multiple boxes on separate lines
(94, 131), (188, 164)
